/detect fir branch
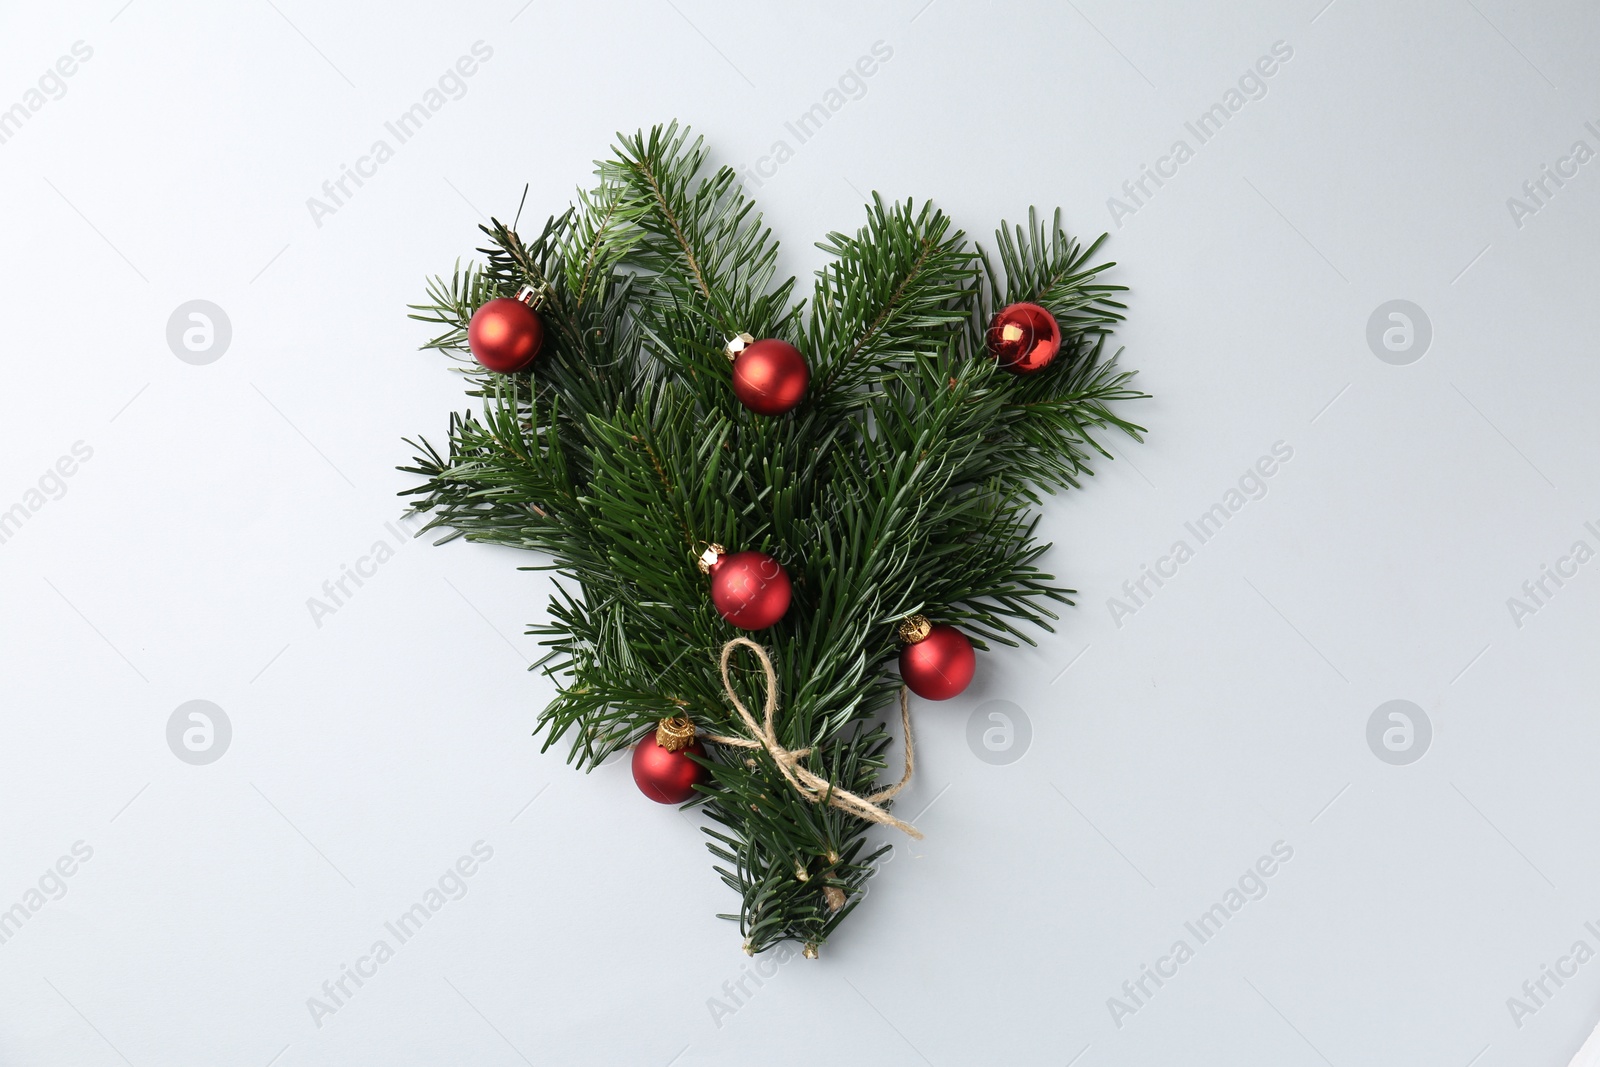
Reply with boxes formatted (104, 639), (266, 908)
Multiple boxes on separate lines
(400, 123), (1147, 956)
(807, 195), (978, 401)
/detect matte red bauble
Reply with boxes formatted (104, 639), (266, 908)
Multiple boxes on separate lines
(708, 549), (792, 630)
(986, 302), (1061, 374)
(898, 622), (976, 700)
(468, 296), (544, 372)
(731, 338), (809, 415)
(632, 724), (707, 804)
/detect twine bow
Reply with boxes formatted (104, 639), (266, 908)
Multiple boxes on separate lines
(701, 637), (923, 840)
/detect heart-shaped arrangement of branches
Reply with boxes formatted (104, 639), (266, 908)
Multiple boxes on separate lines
(402, 123), (1145, 955)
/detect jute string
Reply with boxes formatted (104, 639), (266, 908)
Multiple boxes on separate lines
(700, 637), (923, 840)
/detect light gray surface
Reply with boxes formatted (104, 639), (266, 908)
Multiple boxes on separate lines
(2, 1), (1596, 1064)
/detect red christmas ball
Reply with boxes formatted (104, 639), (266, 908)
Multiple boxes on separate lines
(986, 302), (1061, 374)
(467, 297), (544, 373)
(709, 550), (792, 630)
(632, 730), (707, 804)
(899, 623), (976, 700)
(731, 339), (809, 415)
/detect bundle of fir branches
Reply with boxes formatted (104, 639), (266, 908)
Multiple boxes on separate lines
(401, 123), (1145, 955)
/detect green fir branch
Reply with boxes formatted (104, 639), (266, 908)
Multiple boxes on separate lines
(400, 123), (1147, 955)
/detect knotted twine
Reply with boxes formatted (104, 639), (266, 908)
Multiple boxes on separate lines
(699, 637), (923, 840)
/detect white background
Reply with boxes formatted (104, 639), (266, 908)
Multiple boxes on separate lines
(2, 1), (1598, 1064)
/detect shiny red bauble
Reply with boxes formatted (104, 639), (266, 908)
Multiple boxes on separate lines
(898, 623), (976, 700)
(467, 297), (544, 373)
(986, 302), (1061, 374)
(731, 339), (809, 415)
(708, 550), (792, 630)
(632, 732), (707, 804)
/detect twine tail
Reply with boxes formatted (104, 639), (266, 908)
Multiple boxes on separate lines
(702, 638), (923, 840)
